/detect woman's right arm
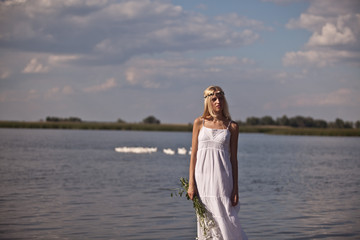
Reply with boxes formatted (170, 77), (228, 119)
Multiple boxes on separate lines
(188, 117), (202, 200)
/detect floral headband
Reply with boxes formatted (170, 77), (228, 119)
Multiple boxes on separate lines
(204, 90), (225, 99)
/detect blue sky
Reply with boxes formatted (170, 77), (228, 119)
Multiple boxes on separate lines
(0, 0), (359, 123)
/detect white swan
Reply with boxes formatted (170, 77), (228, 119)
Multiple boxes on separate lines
(177, 147), (187, 155)
(115, 147), (157, 154)
(163, 148), (175, 155)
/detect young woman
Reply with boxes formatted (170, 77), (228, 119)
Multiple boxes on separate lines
(188, 86), (248, 240)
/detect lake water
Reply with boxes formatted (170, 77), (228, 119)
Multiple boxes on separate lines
(0, 129), (359, 240)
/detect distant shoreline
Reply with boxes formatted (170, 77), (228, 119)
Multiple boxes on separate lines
(0, 121), (359, 137)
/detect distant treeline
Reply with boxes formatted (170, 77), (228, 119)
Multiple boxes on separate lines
(1, 119), (360, 136)
(237, 115), (359, 129)
(46, 116), (82, 122)
(46, 115), (161, 124)
(45, 115), (359, 129)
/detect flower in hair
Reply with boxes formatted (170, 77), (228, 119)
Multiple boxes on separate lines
(204, 90), (225, 98)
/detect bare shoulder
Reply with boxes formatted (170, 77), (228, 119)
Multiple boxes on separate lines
(193, 117), (203, 130)
(229, 121), (239, 134)
(193, 116), (203, 125)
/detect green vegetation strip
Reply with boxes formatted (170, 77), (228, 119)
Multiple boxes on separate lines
(238, 126), (360, 136)
(0, 121), (359, 136)
(0, 121), (193, 132)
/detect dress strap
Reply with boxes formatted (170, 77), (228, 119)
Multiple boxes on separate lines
(226, 120), (232, 129)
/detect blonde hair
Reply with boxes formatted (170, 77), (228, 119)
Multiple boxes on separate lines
(202, 86), (231, 120)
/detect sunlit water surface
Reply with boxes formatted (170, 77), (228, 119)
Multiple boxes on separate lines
(0, 129), (359, 239)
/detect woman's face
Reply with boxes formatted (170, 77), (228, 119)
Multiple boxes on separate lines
(210, 91), (224, 113)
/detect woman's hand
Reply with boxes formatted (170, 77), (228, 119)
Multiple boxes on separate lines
(231, 189), (239, 206)
(187, 185), (197, 200)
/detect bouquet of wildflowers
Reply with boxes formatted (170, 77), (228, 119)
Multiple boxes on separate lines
(171, 177), (219, 238)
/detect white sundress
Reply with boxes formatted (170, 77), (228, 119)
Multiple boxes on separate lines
(195, 120), (248, 240)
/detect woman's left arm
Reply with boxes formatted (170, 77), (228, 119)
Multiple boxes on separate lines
(229, 121), (239, 206)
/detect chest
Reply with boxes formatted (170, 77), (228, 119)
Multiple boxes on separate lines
(198, 126), (231, 144)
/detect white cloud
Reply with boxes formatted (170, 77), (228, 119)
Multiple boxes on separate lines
(205, 56), (255, 66)
(284, 0), (360, 67)
(0, 89), (41, 102)
(294, 88), (360, 107)
(22, 58), (49, 73)
(125, 67), (161, 89)
(0, 70), (11, 79)
(307, 21), (356, 47)
(62, 85), (74, 95)
(44, 85), (74, 99)
(275, 71), (288, 79)
(286, 13), (328, 31)
(0, 85), (75, 103)
(241, 58), (256, 65)
(283, 50), (331, 67)
(83, 78), (117, 93)
(265, 88), (360, 110)
(45, 87), (60, 99)
(262, 0), (302, 3)
(124, 59), (182, 89)
(122, 55), (259, 89)
(204, 68), (222, 73)
(283, 49), (359, 67)
(0, 0), (264, 65)
(48, 55), (81, 65)
(205, 56), (241, 66)
(215, 13), (270, 30)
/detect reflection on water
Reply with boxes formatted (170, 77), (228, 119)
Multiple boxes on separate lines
(0, 129), (359, 239)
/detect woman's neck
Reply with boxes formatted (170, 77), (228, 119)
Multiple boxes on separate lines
(212, 113), (226, 122)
